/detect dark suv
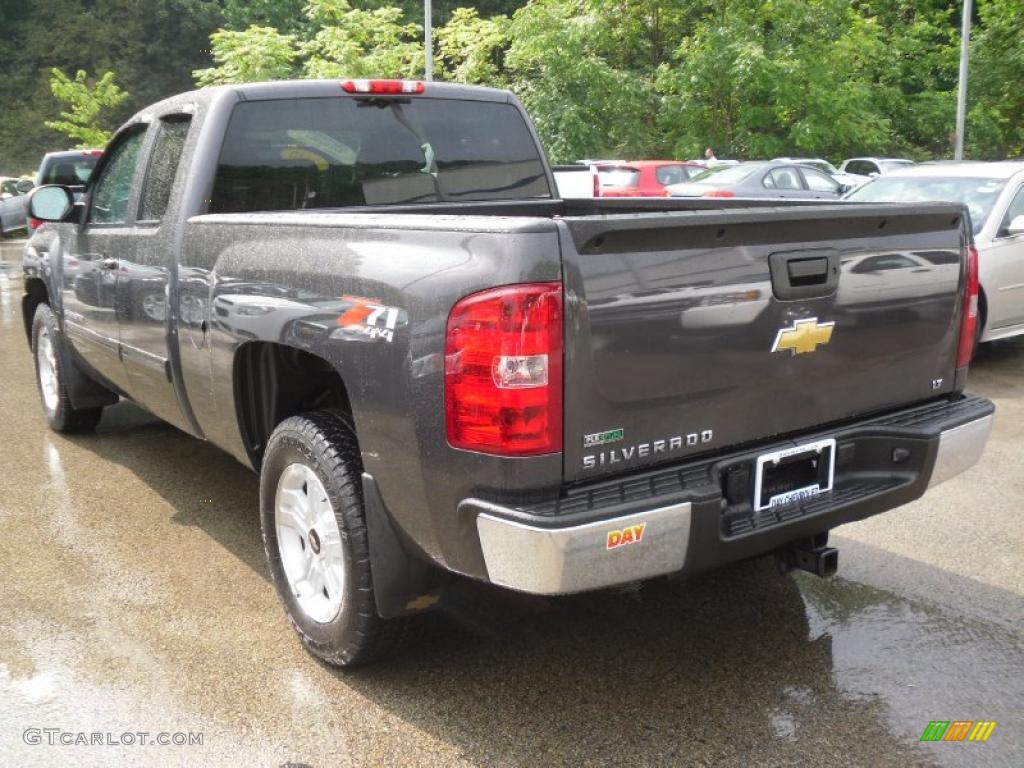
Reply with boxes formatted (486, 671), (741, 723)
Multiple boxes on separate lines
(26, 149), (102, 232)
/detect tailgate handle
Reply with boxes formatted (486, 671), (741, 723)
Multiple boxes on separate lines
(787, 257), (829, 285)
(769, 249), (841, 301)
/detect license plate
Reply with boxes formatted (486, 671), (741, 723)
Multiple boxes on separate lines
(753, 438), (836, 512)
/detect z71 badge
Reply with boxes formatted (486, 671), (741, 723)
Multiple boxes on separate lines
(333, 295), (405, 343)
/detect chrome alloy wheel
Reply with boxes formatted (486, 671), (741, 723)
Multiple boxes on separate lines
(275, 463), (346, 624)
(36, 325), (59, 414)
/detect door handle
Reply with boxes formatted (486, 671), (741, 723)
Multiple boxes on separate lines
(99, 257), (119, 270)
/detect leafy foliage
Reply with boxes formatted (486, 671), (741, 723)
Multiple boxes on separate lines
(435, 8), (509, 84)
(302, 0), (425, 79)
(194, 26), (299, 86)
(2, 0), (1023, 175)
(44, 69), (130, 148)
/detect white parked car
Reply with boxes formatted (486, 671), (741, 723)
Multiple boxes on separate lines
(838, 157), (915, 187)
(552, 164), (597, 198)
(846, 161), (1024, 346)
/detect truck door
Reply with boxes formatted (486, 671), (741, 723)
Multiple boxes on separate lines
(116, 114), (195, 431)
(60, 126), (147, 394)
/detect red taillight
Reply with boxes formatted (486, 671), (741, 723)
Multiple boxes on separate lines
(28, 217), (43, 231)
(84, 149), (103, 156)
(341, 79), (425, 95)
(592, 171), (600, 198)
(445, 282), (563, 456)
(956, 244), (980, 368)
(702, 189), (735, 198)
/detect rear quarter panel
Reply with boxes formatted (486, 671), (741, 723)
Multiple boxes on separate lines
(179, 213), (563, 574)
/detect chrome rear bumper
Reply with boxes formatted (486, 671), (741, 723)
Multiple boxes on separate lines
(472, 407), (993, 596)
(475, 501), (691, 595)
(927, 413), (993, 488)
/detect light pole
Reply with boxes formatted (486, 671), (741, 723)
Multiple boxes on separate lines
(424, 0), (433, 81)
(954, 0), (973, 160)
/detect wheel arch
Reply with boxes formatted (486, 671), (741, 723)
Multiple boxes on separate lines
(232, 341), (355, 471)
(235, 340), (437, 619)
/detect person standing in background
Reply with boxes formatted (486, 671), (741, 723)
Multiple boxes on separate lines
(705, 147), (716, 163)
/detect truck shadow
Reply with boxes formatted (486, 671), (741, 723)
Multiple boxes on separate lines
(334, 561), (941, 767)
(64, 396), (1021, 768)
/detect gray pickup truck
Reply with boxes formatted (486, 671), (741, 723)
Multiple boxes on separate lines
(21, 79), (994, 666)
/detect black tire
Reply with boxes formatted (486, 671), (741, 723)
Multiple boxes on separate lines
(31, 303), (104, 433)
(260, 412), (407, 667)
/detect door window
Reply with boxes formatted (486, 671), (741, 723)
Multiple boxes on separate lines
(88, 129), (146, 225)
(765, 168), (802, 190)
(846, 160), (878, 176)
(801, 167), (840, 193)
(139, 117), (192, 223)
(998, 185), (1024, 236)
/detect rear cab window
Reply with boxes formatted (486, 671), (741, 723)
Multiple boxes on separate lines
(210, 96), (551, 212)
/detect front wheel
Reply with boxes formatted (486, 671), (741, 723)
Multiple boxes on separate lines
(32, 303), (104, 433)
(260, 412), (406, 666)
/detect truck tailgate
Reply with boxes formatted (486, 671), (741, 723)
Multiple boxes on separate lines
(559, 203), (968, 483)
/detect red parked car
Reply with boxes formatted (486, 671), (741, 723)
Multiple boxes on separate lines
(596, 160), (704, 197)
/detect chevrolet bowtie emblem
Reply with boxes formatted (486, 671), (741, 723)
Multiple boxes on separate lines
(772, 318), (835, 355)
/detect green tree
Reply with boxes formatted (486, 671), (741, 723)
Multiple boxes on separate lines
(194, 26), (300, 85)
(44, 69), (130, 148)
(302, 0), (424, 79)
(435, 7), (509, 84)
(505, 0), (658, 163)
(968, 0), (1024, 158)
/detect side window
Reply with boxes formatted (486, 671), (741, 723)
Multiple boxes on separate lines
(802, 168), (840, 192)
(88, 129), (146, 225)
(999, 186), (1024, 235)
(766, 168), (801, 190)
(847, 160), (873, 176)
(656, 165), (689, 186)
(139, 117), (192, 222)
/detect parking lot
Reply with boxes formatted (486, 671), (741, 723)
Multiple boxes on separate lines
(0, 238), (1021, 767)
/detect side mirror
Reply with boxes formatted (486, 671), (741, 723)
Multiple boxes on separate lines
(1007, 214), (1024, 237)
(28, 185), (74, 222)
(838, 183), (852, 195)
(15, 179), (34, 195)
(868, 171), (880, 178)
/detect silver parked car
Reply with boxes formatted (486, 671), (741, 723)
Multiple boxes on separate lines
(773, 157), (864, 189)
(666, 160), (846, 199)
(846, 161), (1024, 346)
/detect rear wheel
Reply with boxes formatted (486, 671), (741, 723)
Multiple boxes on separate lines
(31, 303), (104, 433)
(260, 412), (406, 666)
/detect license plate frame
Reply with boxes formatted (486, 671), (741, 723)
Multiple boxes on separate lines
(753, 438), (836, 512)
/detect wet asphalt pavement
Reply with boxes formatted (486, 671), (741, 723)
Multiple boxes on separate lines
(0, 239), (1021, 767)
